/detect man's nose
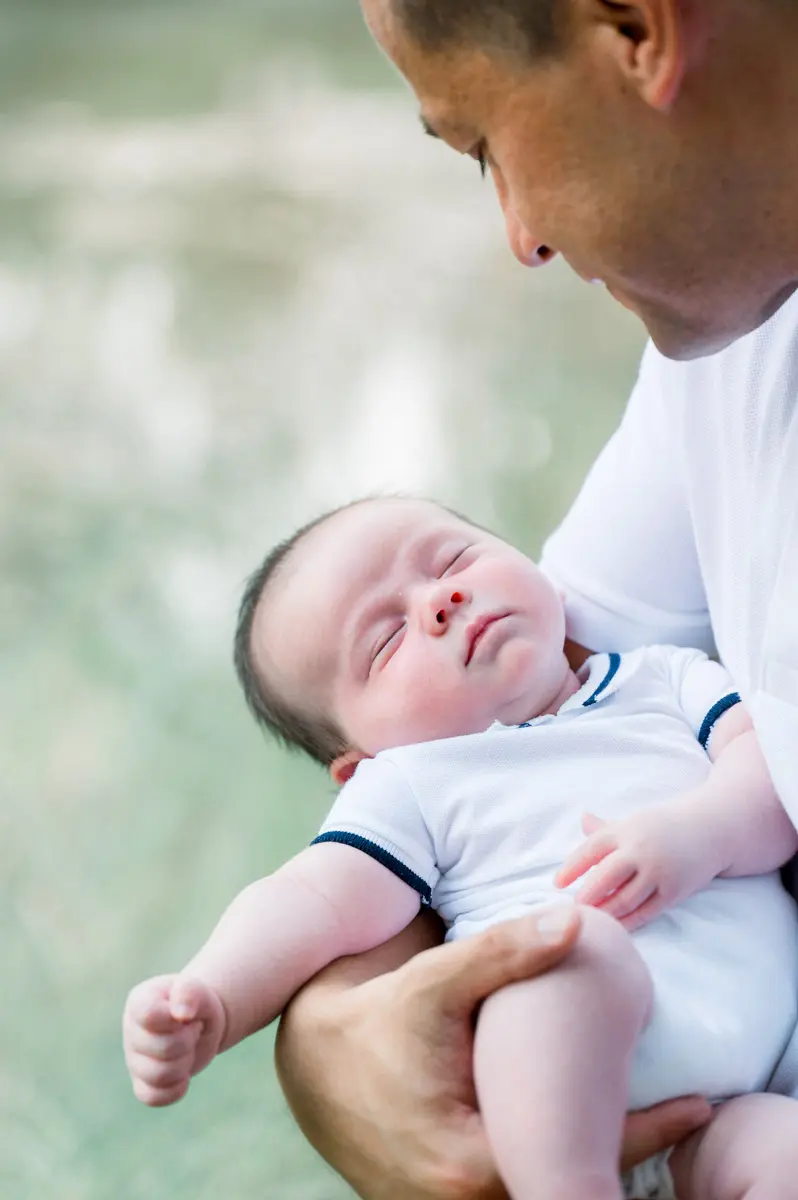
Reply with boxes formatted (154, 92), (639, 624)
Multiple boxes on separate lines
(504, 206), (557, 269)
(423, 586), (469, 635)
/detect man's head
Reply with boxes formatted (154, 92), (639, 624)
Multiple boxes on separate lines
(235, 497), (570, 782)
(362, 0), (798, 359)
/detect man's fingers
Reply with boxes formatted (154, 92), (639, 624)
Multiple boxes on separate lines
(401, 906), (582, 1018)
(621, 1096), (713, 1171)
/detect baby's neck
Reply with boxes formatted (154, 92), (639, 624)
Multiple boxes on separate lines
(522, 667), (583, 724)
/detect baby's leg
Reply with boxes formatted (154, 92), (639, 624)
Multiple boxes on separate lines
(474, 906), (652, 1200)
(671, 1092), (798, 1200)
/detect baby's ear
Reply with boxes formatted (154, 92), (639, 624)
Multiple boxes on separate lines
(330, 749), (369, 786)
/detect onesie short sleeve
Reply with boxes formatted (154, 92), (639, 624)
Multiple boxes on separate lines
(658, 645), (742, 750)
(313, 755), (440, 906)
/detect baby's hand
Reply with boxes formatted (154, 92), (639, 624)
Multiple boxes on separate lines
(123, 974), (227, 1107)
(555, 807), (719, 932)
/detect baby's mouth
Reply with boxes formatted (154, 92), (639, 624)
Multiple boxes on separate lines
(464, 612), (510, 665)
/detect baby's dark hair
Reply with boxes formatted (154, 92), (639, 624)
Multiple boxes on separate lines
(234, 495), (490, 769)
(233, 501), (363, 769)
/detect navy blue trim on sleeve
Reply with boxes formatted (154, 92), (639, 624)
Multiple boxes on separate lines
(311, 831), (432, 906)
(697, 692), (742, 749)
(583, 652), (622, 707)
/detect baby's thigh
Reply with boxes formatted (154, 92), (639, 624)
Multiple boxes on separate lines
(670, 1093), (798, 1200)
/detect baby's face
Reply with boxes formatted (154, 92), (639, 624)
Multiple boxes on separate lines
(253, 499), (569, 760)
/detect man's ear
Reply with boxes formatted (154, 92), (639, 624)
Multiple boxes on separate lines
(330, 748), (370, 786)
(582, 0), (694, 112)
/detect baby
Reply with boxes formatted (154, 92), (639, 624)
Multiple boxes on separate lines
(124, 497), (798, 1200)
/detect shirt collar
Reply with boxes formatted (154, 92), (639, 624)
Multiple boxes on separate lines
(557, 651), (623, 713)
(487, 651), (627, 734)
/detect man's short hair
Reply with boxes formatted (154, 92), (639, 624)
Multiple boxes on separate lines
(391, 0), (562, 61)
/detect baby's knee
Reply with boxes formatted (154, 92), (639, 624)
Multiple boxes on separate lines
(573, 906), (653, 1025)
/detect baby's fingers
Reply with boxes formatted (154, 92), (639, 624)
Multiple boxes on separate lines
(131, 1074), (191, 1108)
(125, 975), (181, 1035)
(556, 831), (616, 889)
(595, 876), (658, 924)
(127, 1050), (195, 1094)
(170, 977), (221, 1026)
(574, 854), (638, 907)
(125, 1019), (202, 1063)
(619, 893), (666, 933)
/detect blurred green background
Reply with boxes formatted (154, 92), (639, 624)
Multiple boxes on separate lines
(1, 1), (645, 1196)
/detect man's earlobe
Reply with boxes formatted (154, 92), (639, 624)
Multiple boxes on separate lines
(590, 0), (690, 112)
(330, 749), (369, 786)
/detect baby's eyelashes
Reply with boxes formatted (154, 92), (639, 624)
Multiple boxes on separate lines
(369, 624), (406, 671)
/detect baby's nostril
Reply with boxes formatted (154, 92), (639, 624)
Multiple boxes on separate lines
(436, 611), (445, 624)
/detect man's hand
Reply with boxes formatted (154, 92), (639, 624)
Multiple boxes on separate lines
(275, 907), (712, 1199)
(556, 805), (721, 932)
(123, 974), (227, 1107)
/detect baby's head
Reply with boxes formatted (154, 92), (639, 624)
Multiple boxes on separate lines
(235, 497), (569, 783)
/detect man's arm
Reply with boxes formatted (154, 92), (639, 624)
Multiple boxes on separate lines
(275, 907), (712, 1199)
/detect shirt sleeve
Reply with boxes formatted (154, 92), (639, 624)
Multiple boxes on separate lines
(540, 342), (714, 655)
(313, 755), (440, 906)
(657, 645), (742, 749)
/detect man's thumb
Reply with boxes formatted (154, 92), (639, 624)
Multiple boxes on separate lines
(418, 905), (581, 1017)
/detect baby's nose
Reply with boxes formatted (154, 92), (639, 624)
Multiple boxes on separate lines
(431, 590), (466, 632)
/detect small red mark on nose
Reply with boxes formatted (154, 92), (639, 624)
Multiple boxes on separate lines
(451, 592), (463, 604)
(436, 610), (445, 624)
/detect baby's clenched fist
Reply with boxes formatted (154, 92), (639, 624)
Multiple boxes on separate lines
(123, 974), (227, 1107)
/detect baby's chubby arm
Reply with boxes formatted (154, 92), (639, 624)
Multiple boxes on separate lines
(123, 843), (421, 1107)
(556, 705), (798, 931)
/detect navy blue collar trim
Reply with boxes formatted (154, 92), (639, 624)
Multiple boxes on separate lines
(582, 652), (621, 707)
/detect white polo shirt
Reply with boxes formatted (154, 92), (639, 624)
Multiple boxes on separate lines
(540, 289), (798, 831)
(315, 647), (798, 1108)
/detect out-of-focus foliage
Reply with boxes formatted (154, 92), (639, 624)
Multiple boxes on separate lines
(0, 2), (643, 1197)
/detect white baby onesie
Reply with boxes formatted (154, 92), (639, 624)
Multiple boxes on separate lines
(315, 647), (798, 1172)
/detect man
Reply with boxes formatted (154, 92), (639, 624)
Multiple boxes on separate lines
(273, 0), (798, 1195)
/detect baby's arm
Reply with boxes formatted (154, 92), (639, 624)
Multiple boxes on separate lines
(557, 706), (798, 930)
(123, 842), (421, 1106)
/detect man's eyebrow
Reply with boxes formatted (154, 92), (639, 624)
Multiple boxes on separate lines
(420, 114), (440, 139)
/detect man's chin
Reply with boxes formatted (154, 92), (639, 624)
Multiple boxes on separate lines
(635, 286), (797, 361)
